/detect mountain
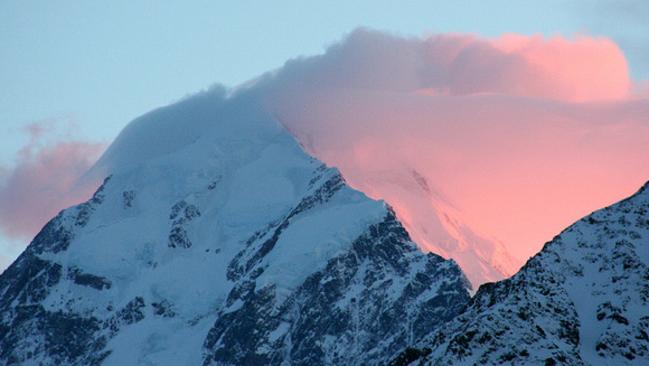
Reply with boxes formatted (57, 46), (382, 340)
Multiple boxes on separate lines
(281, 113), (519, 287)
(391, 182), (649, 365)
(319, 166), (517, 286)
(0, 88), (471, 366)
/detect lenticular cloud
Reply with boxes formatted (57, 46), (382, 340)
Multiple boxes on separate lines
(251, 28), (649, 285)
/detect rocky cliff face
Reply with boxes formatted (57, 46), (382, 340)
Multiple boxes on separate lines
(392, 182), (649, 366)
(0, 89), (471, 366)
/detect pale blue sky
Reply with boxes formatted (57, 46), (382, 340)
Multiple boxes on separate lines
(0, 0), (647, 267)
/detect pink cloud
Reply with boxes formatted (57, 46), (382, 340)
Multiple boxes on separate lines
(489, 34), (631, 101)
(0, 124), (105, 239)
(256, 29), (649, 285)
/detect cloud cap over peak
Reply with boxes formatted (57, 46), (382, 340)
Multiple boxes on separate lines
(255, 28), (648, 285)
(266, 28), (632, 102)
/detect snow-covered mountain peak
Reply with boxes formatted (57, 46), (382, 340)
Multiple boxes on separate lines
(0, 88), (471, 365)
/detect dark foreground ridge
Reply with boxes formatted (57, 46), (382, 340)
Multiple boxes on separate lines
(391, 181), (649, 366)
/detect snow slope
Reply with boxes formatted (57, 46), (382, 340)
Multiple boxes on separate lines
(392, 181), (649, 366)
(0, 87), (470, 365)
(326, 166), (517, 286)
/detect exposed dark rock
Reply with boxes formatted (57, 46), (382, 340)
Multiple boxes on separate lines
(391, 181), (649, 365)
(204, 211), (470, 366)
(168, 200), (201, 248)
(122, 190), (136, 208)
(68, 267), (112, 290)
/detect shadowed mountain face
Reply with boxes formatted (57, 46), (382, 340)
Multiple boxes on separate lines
(0, 89), (471, 366)
(392, 182), (649, 366)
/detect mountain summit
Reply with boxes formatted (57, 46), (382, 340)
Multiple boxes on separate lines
(0, 88), (470, 365)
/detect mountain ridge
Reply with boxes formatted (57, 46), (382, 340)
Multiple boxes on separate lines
(391, 180), (649, 365)
(0, 89), (471, 366)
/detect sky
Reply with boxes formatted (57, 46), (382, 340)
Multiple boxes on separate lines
(1, 0), (648, 272)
